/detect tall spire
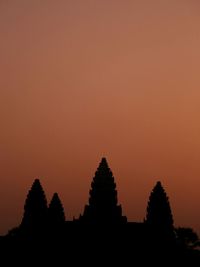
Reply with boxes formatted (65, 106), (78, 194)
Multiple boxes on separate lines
(146, 181), (174, 229)
(48, 193), (65, 226)
(80, 157), (126, 224)
(21, 179), (48, 232)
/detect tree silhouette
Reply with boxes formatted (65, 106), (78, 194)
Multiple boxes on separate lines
(175, 227), (200, 249)
(48, 193), (65, 227)
(80, 157), (126, 224)
(20, 179), (48, 232)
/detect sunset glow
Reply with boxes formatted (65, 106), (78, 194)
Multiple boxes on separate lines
(0, 1), (200, 235)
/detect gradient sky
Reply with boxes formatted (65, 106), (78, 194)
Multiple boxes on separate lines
(0, 0), (200, 235)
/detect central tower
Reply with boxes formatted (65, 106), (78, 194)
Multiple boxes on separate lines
(80, 157), (127, 224)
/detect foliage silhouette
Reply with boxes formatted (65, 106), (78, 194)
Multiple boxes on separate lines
(175, 227), (200, 249)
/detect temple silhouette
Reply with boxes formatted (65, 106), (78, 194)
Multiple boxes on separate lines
(1, 157), (200, 265)
(80, 158), (126, 224)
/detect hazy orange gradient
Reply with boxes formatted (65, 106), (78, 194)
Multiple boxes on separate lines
(0, 0), (200, 235)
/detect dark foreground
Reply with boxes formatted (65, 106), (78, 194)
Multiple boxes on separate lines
(0, 222), (200, 266)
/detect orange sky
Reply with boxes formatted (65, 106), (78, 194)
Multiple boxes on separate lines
(0, 0), (200, 235)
